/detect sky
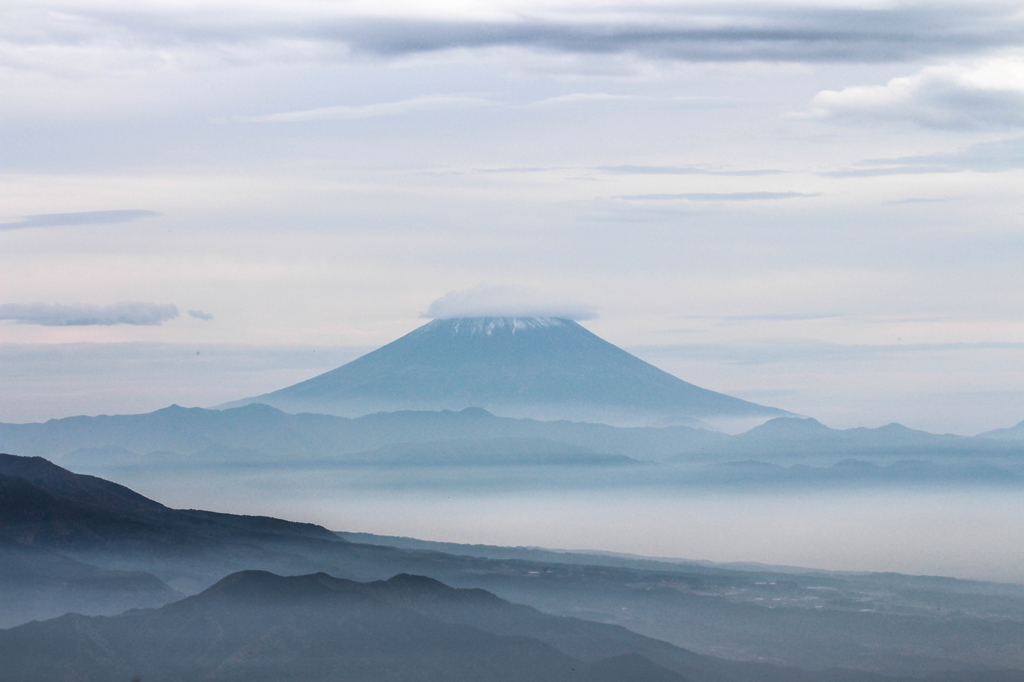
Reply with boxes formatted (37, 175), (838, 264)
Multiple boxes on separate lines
(2, 0), (1023, 433)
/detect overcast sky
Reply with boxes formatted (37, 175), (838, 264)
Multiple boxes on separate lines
(2, 0), (1023, 432)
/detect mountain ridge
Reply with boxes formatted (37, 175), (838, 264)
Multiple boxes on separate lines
(5, 406), (1023, 472)
(980, 420), (1024, 441)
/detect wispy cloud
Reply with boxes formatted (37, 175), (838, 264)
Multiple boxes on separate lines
(631, 340), (1024, 365)
(618, 192), (819, 201)
(600, 165), (785, 177)
(522, 93), (631, 107)
(470, 166), (564, 174)
(188, 309), (214, 321)
(236, 92), (641, 125)
(234, 96), (494, 123)
(0, 210), (159, 231)
(823, 136), (1024, 177)
(678, 313), (847, 323)
(0, 302), (179, 326)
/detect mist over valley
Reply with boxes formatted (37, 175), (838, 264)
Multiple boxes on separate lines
(3, 1), (1024, 677)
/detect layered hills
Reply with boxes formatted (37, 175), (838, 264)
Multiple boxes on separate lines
(0, 570), (718, 682)
(3, 405), (1023, 473)
(5, 453), (1024, 675)
(220, 317), (787, 427)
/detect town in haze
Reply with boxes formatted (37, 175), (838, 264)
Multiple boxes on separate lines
(2, 0), (1024, 680)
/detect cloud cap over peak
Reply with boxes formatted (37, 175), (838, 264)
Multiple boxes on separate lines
(425, 284), (598, 321)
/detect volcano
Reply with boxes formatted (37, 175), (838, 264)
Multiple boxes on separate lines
(222, 317), (787, 427)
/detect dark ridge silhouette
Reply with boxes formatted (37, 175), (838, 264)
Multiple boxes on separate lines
(3, 568), (1021, 682)
(0, 453), (337, 550)
(220, 317), (788, 426)
(0, 453), (165, 516)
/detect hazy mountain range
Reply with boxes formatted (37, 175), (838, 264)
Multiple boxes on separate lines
(219, 317), (788, 427)
(3, 404), (1023, 478)
(13, 566), (1012, 682)
(5, 452), (1024, 676)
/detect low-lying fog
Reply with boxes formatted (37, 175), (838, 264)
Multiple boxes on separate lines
(101, 465), (1024, 584)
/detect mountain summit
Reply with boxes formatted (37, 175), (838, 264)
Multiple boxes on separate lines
(221, 317), (787, 426)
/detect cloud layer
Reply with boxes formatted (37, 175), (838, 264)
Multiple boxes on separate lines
(426, 284), (597, 321)
(5, 2), (1022, 73)
(0, 210), (159, 231)
(0, 302), (179, 326)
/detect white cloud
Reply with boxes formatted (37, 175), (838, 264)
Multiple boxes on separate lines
(802, 54), (1024, 129)
(425, 284), (597, 320)
(188, 309), (214, 320)
(0, 302), (179, 326)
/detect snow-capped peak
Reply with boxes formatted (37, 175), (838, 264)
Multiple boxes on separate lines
(425, 317), (571, 336)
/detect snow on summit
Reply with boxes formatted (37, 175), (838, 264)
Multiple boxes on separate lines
(423, 317), (571, 336)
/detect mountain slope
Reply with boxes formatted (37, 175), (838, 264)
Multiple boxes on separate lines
(222, 317), (787, 426)
(4, 406), (1020, 473)
(0, 570), (894, 682)
(0, 532), (178, 627)
(0, 571), (587, 682)
(0, 453), (337, 549)
(4, 569), (1021, 682)
(695, 417), (1023, 462)
(0, 404), (727, 468)
(6, 455), (1024, 674)
(980, 420), (1024, 441)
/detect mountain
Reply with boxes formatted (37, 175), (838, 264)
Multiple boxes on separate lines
(4, 568), (1020, 682)
(980, 420), (1024, 441)
(0, 451), (357, 602)
(7, 454), (1024, 674)
(4, 406), (1021, 474)
(0, 403), (719, 468)
(676, 417), (1024, 463)
(0, 531), (178, 627)
(0, 452), (336, 549)
(0, 570), (710, 682)
(219, 317), (787, 427)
